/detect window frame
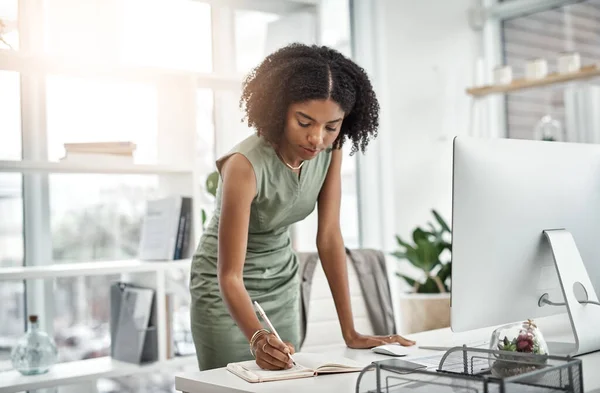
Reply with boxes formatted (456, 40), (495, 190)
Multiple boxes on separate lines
(19, 0), (55, 335)
(480, 0), (583, 140)
(6, 0), (344, 362)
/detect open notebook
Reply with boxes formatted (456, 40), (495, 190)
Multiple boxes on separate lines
(226, 352), (366, 383)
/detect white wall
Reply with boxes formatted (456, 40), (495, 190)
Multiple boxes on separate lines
(354, 0), (480, 246)
(353, 0), (480, 331)
(379, 0), (478, 242)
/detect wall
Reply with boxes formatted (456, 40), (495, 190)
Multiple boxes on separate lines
(377, 0), (478, 243)
(353, 0), (480, 330)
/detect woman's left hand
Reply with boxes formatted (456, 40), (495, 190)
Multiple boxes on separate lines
(344, 331), (416, 349)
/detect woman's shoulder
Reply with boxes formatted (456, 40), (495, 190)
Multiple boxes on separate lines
(216, 134), (275, 177)
(226, 134), (272, 157)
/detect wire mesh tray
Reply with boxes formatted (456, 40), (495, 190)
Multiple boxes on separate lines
(355, 346), (583, 393)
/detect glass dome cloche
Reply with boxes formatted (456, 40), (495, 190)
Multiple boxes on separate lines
(10, 315), (58, 375)
(533, 115), (564, 142)
(488, 319), (549, 378)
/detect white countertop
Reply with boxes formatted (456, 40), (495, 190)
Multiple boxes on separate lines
(176, 325), (600, 393)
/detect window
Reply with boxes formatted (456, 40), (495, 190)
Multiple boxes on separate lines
(43, 0), (212, 72)
(53, 274), (119, 363)
(46, 76), (158, 163)
(0, 1), (18, 50)
(50, 174), (159, 261)
(214, 89), (254, 158)
(0, 71), (21, 160)
(234, 10), (280, 74)
(98, 373), (176, 393)
(0, 280), (24, 364)
(0, 70), (24, 364)
(196, 88), (217, 223)
(197, 88), (216, 170)
(0, 174), (25, 364)
(46, 73), (161, 366)
(502, 0), (600, 141)
(120, 0), (212, 72)
(320, 0), (351, 56)
(0, 175), (23, 266)
(49, 174), (159, 365)
(43, 0), (120, 60)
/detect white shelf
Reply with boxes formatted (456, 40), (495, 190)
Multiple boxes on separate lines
(0, 49), (243, 90)
(0, 355), (197, 393)
(0, 259), (192, 281)
(0, 160), (194, 175)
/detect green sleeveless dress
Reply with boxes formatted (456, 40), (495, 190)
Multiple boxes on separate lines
(189, 134), (332, 370)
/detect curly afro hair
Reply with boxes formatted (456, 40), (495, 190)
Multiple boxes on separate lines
(239, 43), (379, 155)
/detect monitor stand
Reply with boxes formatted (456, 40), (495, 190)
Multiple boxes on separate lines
(540, 229), (600, 356)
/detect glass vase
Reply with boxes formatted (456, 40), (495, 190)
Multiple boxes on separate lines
(488, 319), (549, 378)
(10, 315), (58, 375)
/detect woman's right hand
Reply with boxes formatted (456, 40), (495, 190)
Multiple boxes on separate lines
(253, 333), (295, 370)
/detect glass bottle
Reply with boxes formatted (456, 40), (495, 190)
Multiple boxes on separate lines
(533, 115), (564, 142)
(10, 315), (58, 375)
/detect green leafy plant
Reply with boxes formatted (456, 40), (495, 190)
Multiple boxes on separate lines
(391, 209), (452, 294)
(200, 170), (219, 229)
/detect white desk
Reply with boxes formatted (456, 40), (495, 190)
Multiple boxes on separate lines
(175, 326), (600, 393)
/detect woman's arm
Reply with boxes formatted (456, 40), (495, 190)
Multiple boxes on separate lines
(218, 154), (293, 369)
(316, 149), (415, 348)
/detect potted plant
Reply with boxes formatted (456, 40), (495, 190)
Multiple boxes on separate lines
(391, 209), (452, 333)
(200, 170), (219, 229)
(488, 319), (549, 378)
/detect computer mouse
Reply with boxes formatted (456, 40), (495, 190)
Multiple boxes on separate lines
(371, 344), (409, 357)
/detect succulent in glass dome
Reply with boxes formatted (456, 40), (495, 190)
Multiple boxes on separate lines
(496, 319), (545, 355)
(489, 319), (549, 378)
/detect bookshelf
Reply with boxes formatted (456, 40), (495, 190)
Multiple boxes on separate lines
(0, 49), (242, 89)
(0, 258), (191, 281)
(0, 355), (197, 393)
(0, 258), (192, 366)
(0, 159), (194, 175)
(0, 43), (215, 393)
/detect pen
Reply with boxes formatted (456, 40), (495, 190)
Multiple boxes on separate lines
(253, 300), (297, 366)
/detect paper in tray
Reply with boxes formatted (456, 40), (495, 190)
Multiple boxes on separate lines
(355, 346), (583, 393)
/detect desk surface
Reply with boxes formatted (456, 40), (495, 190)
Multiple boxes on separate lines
(175, 326), (600, 393)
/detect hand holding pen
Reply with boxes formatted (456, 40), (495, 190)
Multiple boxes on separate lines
(252, 301), (297, 370)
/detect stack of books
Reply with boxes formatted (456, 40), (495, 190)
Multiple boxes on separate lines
(61, 141), (137, 165)
(138, 196), (193, 261)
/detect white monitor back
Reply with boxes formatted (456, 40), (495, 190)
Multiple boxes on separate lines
(450, 136), (600, 333)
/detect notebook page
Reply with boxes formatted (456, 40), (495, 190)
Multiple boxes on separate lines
(237, 360), (314, 379)
(292, 353), (365, 372)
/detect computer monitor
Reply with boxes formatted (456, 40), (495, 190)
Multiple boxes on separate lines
(450, 136), (600, 356)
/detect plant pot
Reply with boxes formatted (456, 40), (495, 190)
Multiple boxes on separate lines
(398, 293), (450, 334)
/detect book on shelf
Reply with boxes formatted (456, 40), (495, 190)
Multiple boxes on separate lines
(138, 196), (193, 261)
(61, 141), (136, 165)
(60, 152), (134, 165)
(63, 141), (137, 155)
(226, 353), (365, 383)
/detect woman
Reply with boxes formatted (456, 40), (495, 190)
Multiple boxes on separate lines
(190, 43), (415, 371)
